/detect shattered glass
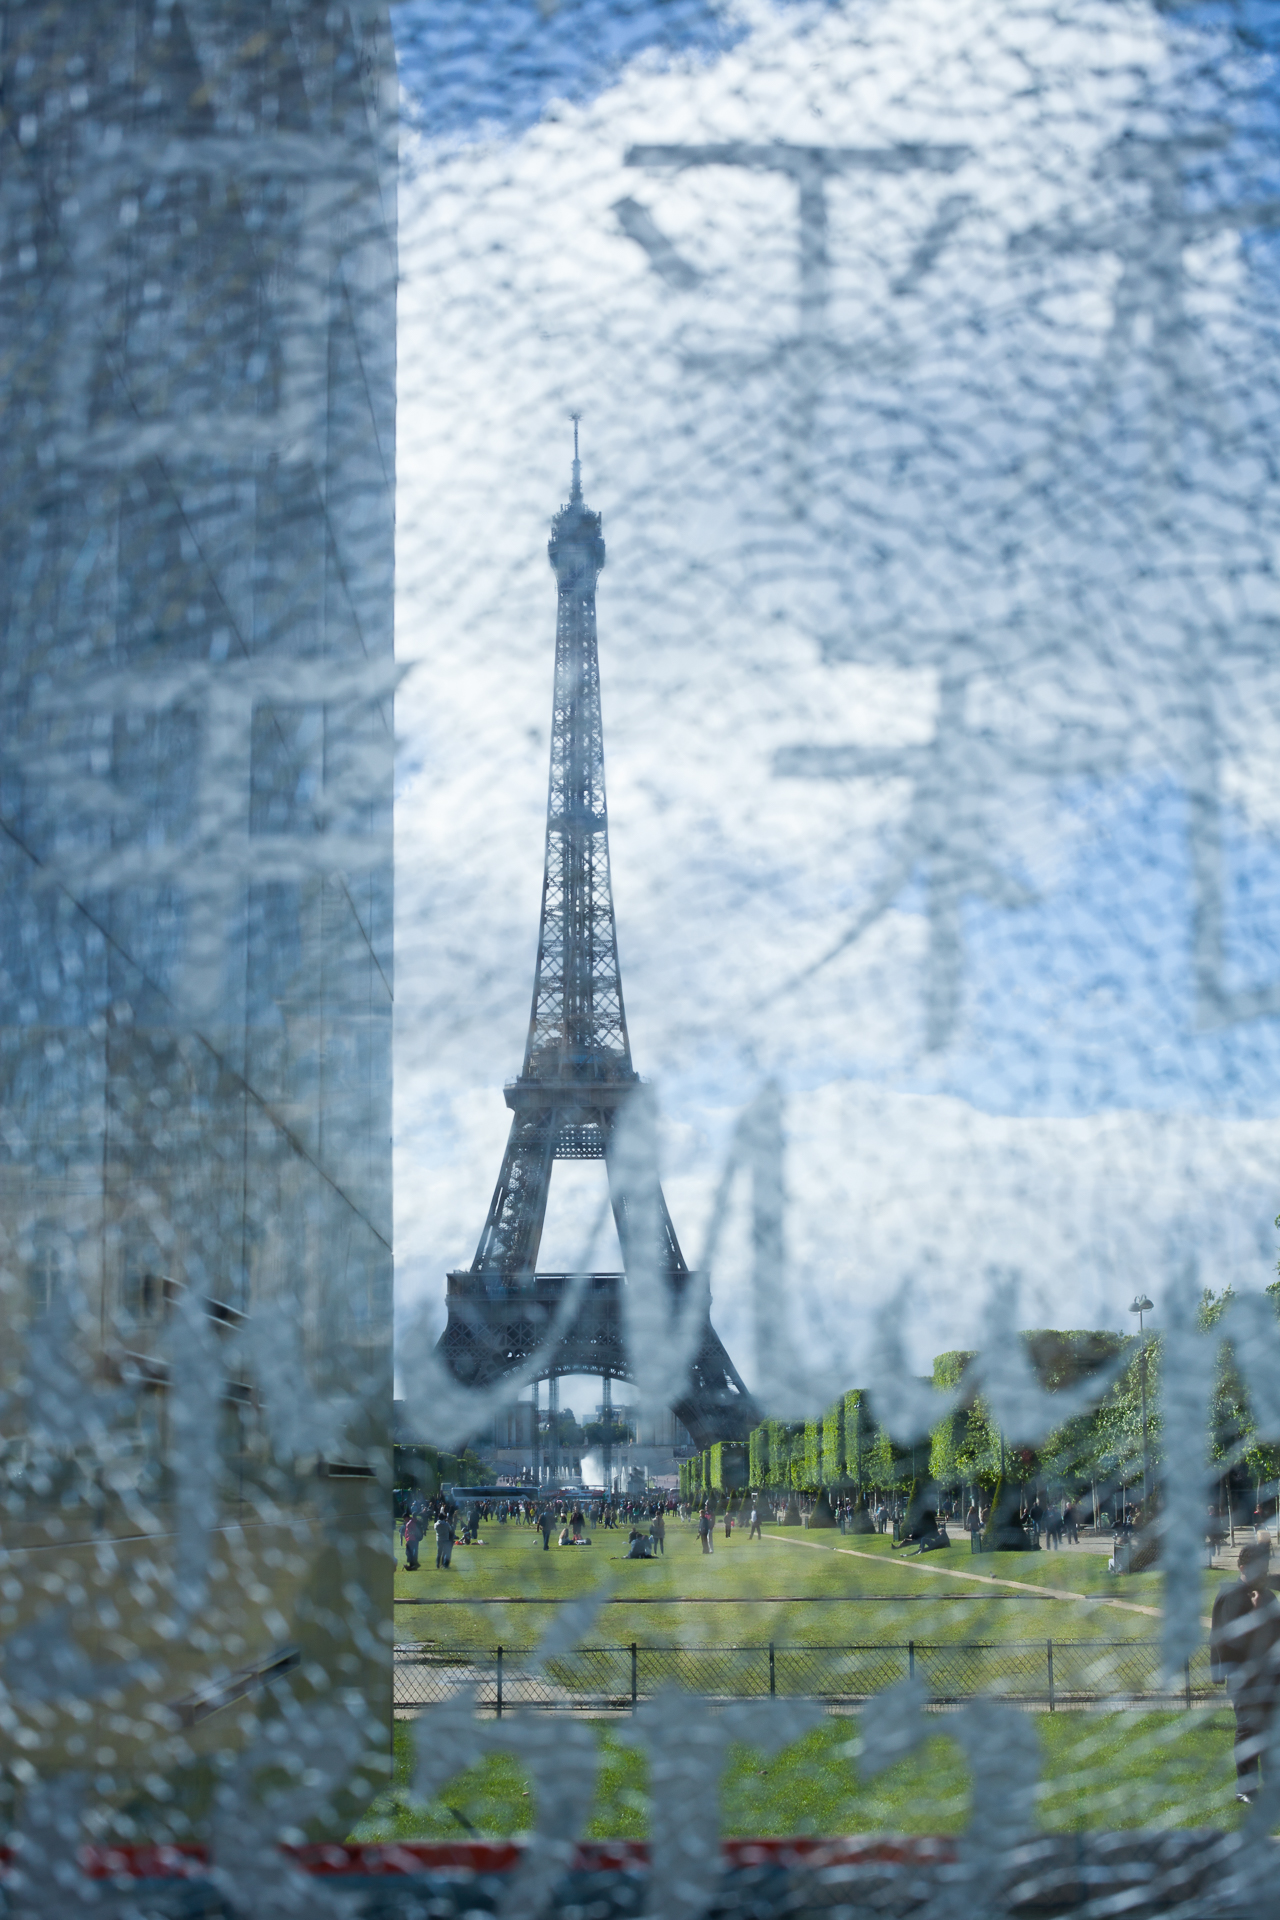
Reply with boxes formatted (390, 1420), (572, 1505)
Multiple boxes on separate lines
(4, 0), (1280, 1912)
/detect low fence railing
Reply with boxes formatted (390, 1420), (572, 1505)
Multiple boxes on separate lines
(394, 1641), (1218, 1713)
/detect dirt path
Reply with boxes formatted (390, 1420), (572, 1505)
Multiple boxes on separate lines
(763, 1532), (1163, 1618)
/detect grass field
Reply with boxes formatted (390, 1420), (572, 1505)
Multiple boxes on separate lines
(353, 1710), (1240, 1841)
(362, 1515), (1249, 1840)
(392, 1513), (1186, 1651)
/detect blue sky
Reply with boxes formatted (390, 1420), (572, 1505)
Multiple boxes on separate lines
(392, 0), (744, 146)
(943, 777), (1280, 1119)
(389, 0), (1280, 1349)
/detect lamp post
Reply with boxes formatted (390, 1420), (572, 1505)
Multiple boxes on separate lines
(1130, 1295), (1155, 1510)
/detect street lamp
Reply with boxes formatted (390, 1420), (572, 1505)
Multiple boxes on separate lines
(1130, 1295), (1155, 1510)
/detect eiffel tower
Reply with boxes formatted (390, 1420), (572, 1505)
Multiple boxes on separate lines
(437, 425), (759, 1463)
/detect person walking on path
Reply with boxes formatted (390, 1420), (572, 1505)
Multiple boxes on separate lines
(1211, 1540), (1280, 1802)
(748, 1498), (762, 1540)
(403, 1507), (423, 1571)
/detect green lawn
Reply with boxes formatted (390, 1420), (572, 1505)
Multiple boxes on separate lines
(392, 1516), (1203, 1653)
(371, 1516), (1247, 1841)
(353, 1711), (1242, 1842)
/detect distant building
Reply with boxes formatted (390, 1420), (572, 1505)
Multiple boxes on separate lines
(1, 2), (397, 1829)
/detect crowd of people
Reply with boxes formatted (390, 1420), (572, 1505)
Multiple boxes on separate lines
(397, 1485), (1108, 1568)
(400, 1484), (1256, 1572)
(396, 1488), (795, 1566)
(394, 1474), (1280, 1801)
(397, 1490), (681, 1567)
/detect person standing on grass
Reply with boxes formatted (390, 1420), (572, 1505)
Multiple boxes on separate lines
(540, 1506), (554, 1551)
(698, 1504), (712, 1555)
(748, 1497), (762, 1540)
(435, 1509), (453, 1570)
(652, 1509), (665, 1554)
(403, 1506), (423, 1571)
(1211, 1540), (1280, 1802)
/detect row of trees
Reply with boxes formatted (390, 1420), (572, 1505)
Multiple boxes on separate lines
(678, 1288), (1280, 1510)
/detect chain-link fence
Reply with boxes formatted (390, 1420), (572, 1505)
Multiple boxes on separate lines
(394, 1640), (1219, 1713)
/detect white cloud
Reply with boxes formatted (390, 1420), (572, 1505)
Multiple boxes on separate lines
(392, 0), (1280, 1372)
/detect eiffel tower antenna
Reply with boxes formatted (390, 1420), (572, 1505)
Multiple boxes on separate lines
(437, 438), (758, 1464)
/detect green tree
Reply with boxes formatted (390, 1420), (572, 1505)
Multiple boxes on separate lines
(1200, 1283), (1280, 1504)
(929, 1351), (976, 1490)
(1024, 1330), (1127, 1497)
(822, 1395), (845, 1483)
(1089, 1337), (1155, 1495)
(803, 1417), (823, 1488)
(844, 1389), (874, 1493)
(710, 1441), (747, 1491)
(393, 1442), (489, 1496)
(954, 1395), (1003, 1490)
(867, 1421), (914, 1494)
(748, 1422), (770, 1489)
(760, 1418), (802, 1489)
(582, 1411), (633, 1448)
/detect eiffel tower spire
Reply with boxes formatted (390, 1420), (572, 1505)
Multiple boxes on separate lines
(522, 422), (630, 1092)
(437, 428), (758, 1455)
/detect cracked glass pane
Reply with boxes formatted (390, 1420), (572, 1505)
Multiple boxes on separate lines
(4, 0), (1280, 1912)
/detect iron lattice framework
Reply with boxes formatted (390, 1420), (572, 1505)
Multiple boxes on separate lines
(437, 432), (758, 1450)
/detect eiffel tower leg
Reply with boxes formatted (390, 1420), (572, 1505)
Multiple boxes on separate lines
(472, 1109), (557, 1277)
(532, 1378), (541, 1486)
(671, 1317), (759, 1451)
(602, 1375), (613, 1494)
(548, 1375), (560, 1486)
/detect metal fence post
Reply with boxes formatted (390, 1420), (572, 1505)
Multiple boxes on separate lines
(393, 1634), (1187, 1717)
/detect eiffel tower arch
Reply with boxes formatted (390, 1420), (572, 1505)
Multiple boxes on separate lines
(436, 426), (759, 1460)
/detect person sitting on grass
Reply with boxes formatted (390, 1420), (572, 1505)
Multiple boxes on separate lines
(892, 1507), (950, 1554)
(624, 1527), (653, 1559)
